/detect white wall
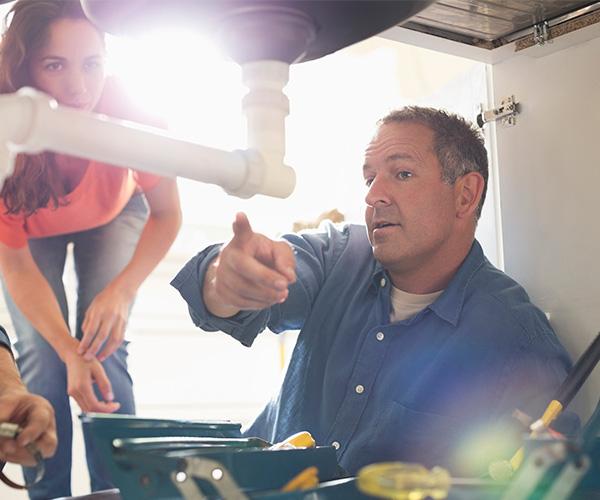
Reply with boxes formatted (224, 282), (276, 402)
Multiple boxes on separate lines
(490, 24), (600, 422)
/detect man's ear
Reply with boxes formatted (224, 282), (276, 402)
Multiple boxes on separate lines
(454, 172), (484, 219)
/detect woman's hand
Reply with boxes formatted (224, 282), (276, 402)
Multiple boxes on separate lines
(79, 283), (134, 362)
(63, 349), (120, 413)
(79, 178), (180, 362)
(0, 390), (57, 466)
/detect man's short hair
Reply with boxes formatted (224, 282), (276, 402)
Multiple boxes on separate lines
(379, 107), (488, 219)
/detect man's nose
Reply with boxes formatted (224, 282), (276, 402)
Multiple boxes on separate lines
(365, 176), (391, 207)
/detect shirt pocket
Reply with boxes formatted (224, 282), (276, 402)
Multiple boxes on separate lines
(361, 400), (461, 470)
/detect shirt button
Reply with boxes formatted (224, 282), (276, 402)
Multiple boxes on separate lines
(331, 441), (340, 450)
(380, 278), (386, 288)
(376, 331), (385, 341)
(355, 384), (365, 394)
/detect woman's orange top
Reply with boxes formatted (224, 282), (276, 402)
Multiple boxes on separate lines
(0, 164), (161, 248)
(0, 78), (163, 249)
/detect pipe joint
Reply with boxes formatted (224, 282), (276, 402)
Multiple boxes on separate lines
(226, 149), (295, 199)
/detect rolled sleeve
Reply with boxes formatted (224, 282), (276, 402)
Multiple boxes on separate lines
(170, 244), (270, 347)
(171, 222), (356, 347)
(0, 325), (12, 356)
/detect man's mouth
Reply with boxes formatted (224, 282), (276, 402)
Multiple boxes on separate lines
(373, 221), (398, 230)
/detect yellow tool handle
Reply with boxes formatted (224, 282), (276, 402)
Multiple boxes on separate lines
(281, 466), (319, 492)
(538, 399), (564, 428)
(509, 399), (563, 471)
(489, 399), (565, 480)
(270, 431), (316, 450)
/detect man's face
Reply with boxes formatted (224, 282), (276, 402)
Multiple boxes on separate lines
(363, 121), (460, 276)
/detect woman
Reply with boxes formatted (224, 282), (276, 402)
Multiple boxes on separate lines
(0, 1), (182, 498)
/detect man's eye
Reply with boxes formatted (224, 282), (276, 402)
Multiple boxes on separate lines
(397, 171), (412, 180)
(364, 178), (374, 187)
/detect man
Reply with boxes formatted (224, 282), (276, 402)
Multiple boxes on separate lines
(0, 326), (56, 469)
(171, 107), (574, 475)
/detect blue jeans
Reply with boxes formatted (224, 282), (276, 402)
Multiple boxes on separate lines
(2, 194), (149, 499)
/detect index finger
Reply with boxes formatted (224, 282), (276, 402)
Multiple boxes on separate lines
(0, 444), (37, 466)
(79, 314), (100, 354)
(16, 407), (54, 447)
(75, 380), (120, 414)
(17, 425), (57, 460)
(35, 429), (58, 458)
(231, 212), (253, 246)
(82, 317), (114, 361)
(97, 320), (125, 362)
(81, 386), (120, 413)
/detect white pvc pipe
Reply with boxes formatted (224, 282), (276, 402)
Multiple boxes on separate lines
(0, 87), (296, 199)
(0, 91), (35, 181)
(241, 60), (296, 198)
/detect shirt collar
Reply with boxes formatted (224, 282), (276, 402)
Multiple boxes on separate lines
(371, 240), (486, 326)
(428, 240), (486, 326)
(371, 261), (387, 288)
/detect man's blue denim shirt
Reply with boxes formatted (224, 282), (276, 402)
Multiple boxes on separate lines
(171, 223), (575, 475)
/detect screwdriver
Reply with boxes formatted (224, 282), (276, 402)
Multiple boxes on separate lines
(357, 462), (503, 499)
(357, 462), (451, 499)
(0, 422), (45, 489)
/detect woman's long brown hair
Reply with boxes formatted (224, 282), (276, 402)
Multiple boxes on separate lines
(0, 0), (101, 216)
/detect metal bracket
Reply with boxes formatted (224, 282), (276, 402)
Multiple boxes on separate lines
(0, 422), (21, 438)
(544, 454), (590, 500)
(171, 457), (249, 500)
(476, 95), (520, 128)
(500, 440), (591, 500)
(533, 20), (552, 46)
(500, 441), (568, 500)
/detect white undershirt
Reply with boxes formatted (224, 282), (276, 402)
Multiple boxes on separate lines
(389, 285), (444, 322)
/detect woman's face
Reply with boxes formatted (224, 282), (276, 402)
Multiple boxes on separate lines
(28, 18), (105, 111)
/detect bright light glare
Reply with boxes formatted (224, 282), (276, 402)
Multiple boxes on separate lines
(106, 31), (481, 238)
(107, 28), (245, 149)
